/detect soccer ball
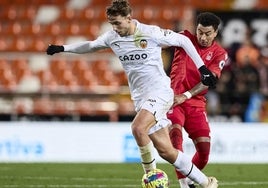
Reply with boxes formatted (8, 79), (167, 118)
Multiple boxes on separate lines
(141, 168), (169, 188)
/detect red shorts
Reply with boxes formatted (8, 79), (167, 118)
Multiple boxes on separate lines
(167, 104), (210, 139)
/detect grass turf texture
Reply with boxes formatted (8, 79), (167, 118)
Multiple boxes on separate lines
(0, 163), (268, 187)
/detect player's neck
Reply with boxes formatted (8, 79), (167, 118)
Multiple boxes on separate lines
(129, 21), (137, 35)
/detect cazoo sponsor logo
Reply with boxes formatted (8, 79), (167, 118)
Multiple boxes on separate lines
(119, 53), (148, 62)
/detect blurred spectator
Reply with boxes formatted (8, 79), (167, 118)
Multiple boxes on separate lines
(216, 35), (262, 121)
(258, 46), (268, 97)
(244, 92), (264, 122)
(236, 38), (260, 69)
(230, 57), (260, 121)
(260, 100), (268, 122)
(257, 46), (268, 123)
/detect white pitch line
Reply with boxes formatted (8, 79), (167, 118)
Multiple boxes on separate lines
(2, 185), (140, 188)
(0, 176), (136, 182)
(220, 181), (268, 186)
(2, 181), (268, 187)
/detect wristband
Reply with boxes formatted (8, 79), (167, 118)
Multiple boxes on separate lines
(183, 91), (192, 99)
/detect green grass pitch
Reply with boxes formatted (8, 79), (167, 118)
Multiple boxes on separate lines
(0, 163), (267, 187)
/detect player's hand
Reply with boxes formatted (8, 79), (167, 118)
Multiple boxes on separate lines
(46, 44), (64, 55)
(172, 94), (186, 107)
(198, 65), (217, 87)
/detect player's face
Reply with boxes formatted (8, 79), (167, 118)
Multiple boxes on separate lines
(108, 15), (132, 37)
(196, 24), (217, 47)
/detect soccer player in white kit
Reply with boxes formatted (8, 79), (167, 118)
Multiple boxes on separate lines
(46, 0), (218, 187)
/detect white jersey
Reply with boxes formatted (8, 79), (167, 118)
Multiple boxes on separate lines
(64, 20), (204, 101)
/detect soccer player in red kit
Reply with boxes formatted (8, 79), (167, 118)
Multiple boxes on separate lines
(167, 12), (228, 188)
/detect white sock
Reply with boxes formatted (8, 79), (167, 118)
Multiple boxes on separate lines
(186, 177), (194, 185)
(139, 141), (156, 173)
(179, 178), (190, 188)
(173, 151), (208, 185)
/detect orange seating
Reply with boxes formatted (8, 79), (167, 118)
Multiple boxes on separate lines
(23, 5), (38, 20)
(128, 0), (144, 6)
(255, 0), (268, 9)
(79, 71), (99, 90)
(0, 0), (10, 5)
(10, 37), (32, 52)
(31, 23), (45, 35)
(0, 59), (9, 69)
(70, 60), (90, 75)
(0, 69), (17, 91)
(0, 59), (10, 85)
(61, 70), (80, 91)
(10, 59), (32, 82)
(80, 7), (99, 20)
(4, 5), (18, 21)
(115, 71), (128, 86)
(159, 6), (181, 22)
(91, 60), (109, 74)
(47, 22), (68, 36)
(74, 100), (93, 115)
(65, 22), (91, 36)
(74, 100), (119, 121)
(13, 98), (33, 115)
(53, 99), (72, 115)
(100, 70), (120, 87)
(88, 0), (107, 7)
(59, 8), (76, 20)
(0, 22), (13, 36)
(138, 6), (159, 23)
(86, 101), (119, 122)
(49, 59), (69, 85)
(87, 22), (101, 38)
(3, 5), (37, 21)
(11, 58), (29, 71)
(117, 98), (135, 116)
(33, 98), (53, 115)
(31, 36), (50, 52)
(70, 60), (97, 88)
(36, 69), (56, 86)
(50, 59), (68, 73)
(0, 36), (12, 51)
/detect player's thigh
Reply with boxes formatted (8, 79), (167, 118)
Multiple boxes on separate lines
(132, 109), (156, 132)
(184, 107), (210, 139)
(133, 92), (173, 133)
(167, 105), (185, 127)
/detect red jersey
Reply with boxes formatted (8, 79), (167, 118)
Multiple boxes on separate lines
(170, 30), (228, 108)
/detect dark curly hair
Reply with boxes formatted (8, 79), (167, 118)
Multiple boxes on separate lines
(196, 12), (221, 31)
(106, 0), (132, 17)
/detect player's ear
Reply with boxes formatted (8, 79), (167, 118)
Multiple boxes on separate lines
(214, 29), (218, 37)
(126, 14), (132, 22)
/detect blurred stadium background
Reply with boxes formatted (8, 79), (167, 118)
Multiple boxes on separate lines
(0, 0), (268, 123)
(1, 2), (268, 187)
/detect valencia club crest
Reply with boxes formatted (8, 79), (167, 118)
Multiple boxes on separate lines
(140, 39), (147, 49)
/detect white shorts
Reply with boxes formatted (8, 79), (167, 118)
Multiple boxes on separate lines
(134, 90), (174, 135)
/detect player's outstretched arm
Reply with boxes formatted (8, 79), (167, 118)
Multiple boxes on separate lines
(46, 44), (64, 55)
(46, 41), (98, 55)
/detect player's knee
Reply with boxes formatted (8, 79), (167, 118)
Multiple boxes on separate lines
(170, 124), (182, 130)
(198, 151), (209, 167)
(194, 141), (210, 169)
(131, 123), (147, 139)
(199, 150), (209, 161)
(169, 125), (183, 150)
